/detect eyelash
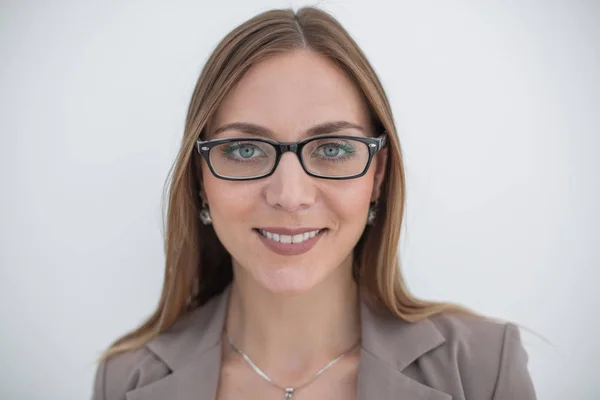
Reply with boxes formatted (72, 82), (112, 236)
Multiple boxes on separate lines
(312, 142), (357, 161)
(219, 143), (266, 163)
(219, 141), (357, 162)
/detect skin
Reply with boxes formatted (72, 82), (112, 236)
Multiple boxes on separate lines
(200, 49), (387, 393)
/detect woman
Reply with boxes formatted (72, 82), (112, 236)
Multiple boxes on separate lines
(92, 7), (537, 400)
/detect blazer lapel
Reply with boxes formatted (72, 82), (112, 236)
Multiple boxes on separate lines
(357, 297), (452, 400)
(126, 284), (233, 400)
(125, 344), (222, 400)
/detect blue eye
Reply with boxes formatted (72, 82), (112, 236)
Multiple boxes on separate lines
(313, 142), (356, 160)
(321, 144), (343, 157)
(237, 144), (257, 158)
(221, 143), (265, 160)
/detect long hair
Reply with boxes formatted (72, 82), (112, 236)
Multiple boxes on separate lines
(101, 6), (480, 361)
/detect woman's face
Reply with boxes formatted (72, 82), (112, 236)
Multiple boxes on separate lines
(201, 50), (387, 295)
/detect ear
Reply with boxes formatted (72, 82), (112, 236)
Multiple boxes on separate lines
(198, 183), (208, 204)
(371, 147), (388, 202)
(194, 150), (208, 204)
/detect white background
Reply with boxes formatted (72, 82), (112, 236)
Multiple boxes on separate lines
(1, 1), (598, 399)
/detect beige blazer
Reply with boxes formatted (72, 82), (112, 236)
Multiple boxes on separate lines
(92, 283), (537, 399)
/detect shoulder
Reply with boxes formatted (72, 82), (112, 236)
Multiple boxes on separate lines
(414, 313), (536, 399)
(428, 312), (514, 353)
(92, 289), (229, 400)
(92, 346), (169, 400)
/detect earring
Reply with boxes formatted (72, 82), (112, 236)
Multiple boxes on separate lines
(199, 193), (212, 225)
(367, 200), (378, 226)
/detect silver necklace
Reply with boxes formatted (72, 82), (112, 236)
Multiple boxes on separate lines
(226, 332), (361, 400)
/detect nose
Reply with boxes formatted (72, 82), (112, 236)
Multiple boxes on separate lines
(264, 152), (316, 213)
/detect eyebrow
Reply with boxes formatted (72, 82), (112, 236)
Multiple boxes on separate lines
(211, 121), (366, 139)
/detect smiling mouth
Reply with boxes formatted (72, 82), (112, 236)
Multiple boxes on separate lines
(252, 228), (327, 244)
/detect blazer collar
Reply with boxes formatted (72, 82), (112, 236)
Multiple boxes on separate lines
(357, 295), (451, 399)
(127, 283), (451, 400)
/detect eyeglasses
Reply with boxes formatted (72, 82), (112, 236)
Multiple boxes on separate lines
(196, 133), (387, 181)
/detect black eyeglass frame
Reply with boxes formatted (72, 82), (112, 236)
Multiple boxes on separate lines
(195, 133), (388, 181)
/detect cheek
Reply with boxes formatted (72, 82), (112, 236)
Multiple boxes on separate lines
(203, 179), (261, 258)
(323, 178), (374, 225)
(204, 178), (260, 222)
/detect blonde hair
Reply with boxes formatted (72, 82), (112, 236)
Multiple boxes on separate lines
(101, 6), (480, 361)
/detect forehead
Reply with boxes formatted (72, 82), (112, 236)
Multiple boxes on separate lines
(209, 50), (371, 139)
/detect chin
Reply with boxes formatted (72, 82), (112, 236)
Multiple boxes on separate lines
(252, 266), (327, 296)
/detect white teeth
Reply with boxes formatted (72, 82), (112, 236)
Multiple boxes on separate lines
(258, 229), (322, 244)
(280, 235), (292, 244)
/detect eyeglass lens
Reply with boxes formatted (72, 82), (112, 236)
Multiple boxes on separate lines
(208, 138), (371, 178)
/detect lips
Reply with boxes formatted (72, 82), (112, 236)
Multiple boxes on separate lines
(254, 227), (324, 235)
(257, 228), (321, 244)
(253, 228), (328, 256)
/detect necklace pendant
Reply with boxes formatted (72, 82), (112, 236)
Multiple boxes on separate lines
(284, 387), (294, 400)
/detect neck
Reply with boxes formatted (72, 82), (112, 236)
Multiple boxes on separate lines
(223, 260), (361, 384)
